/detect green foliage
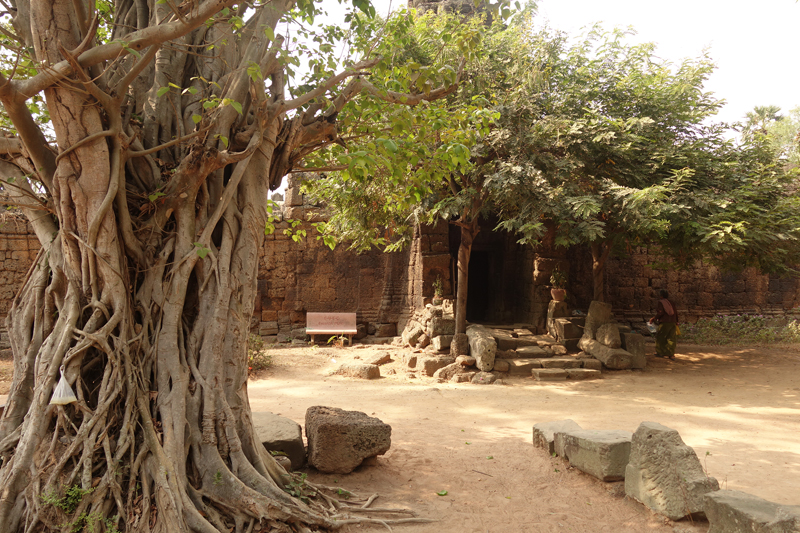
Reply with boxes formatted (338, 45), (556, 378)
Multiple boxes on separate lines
(40, 485), (94, 514)
(247, 334), (272, 375)
(432, 275), (444, 296)
(283, 472), (315, 503)
(681, 314), (800, 345)
(549, 267), (566, 289)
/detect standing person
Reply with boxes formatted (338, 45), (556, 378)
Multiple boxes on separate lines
(650, 289), (679, 359)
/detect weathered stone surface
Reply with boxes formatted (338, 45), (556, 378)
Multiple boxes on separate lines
(622, 333), (647, 369)
(259, 321), (279, 336)
(404, 354), (417, 369)
(582, 300), (613, 340)
(402, 323), (424, 347)
(254, 412), (305, 470)
(451, 373), (474, 383)
(493, 359), (510, 372)
(516, 345), (549, 358)
(333, 363), (380, 379)
(551, 344), (568, 355)
(704, 490), (800, 533)
(566, 368), (602, 380)
(580, 358), (603, 370)
(364, 352), (391, 365)
(429, 317), (455, 337)
(553, 318), (583, 340)
(456, 355), (476, 366)
(431, 335), (453, 351)
(540, 357), (581, 369)
(417, 333), (431, 349)
(532, 419), (582, 455)
(579, 339), (633, 370)
(471, 371), (497, 385)
(305, 406), (391, 474)
(596, 323), (622, 348)
(625, 421), (719, 520)
(555, 429), (632, 481)
(547, 301), (570, 338)
(450, 333), (469, 357)
(531, 368), (567, 381)
(466, 325), (497, 371)
(433, 362), (465, 381)
(419, 356), (455, 376)
(507, 358), (543, 374)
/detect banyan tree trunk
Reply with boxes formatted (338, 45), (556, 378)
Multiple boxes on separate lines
(0, 0), (453, 530)
(590, 240), (611, 302)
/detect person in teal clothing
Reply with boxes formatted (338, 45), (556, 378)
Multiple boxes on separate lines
(649, 289), (678, 359)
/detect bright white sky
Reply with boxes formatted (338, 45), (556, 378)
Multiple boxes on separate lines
(363, 0), (799, 125)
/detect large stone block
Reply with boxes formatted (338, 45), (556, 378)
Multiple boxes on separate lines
(333, 364), (381, 379)
(704, 490), (800, 533)
(375, 323), (397, 337)
(466, 325), (497, 371)
(401, 323), (423, 347)
(596, 323), (622, 348)
(531, 368), (567, 381)
(622, 333), (646, 369)
(433, 362), (466, 381)
(582, 300), (613, 340)
(554, 318), (583, 340)
(431, 335), (453, 351)
(625, 422), (719, 520)
(578, 339), (633, 369)
(532, 419), (582, 455)
(566, 368), (601, 380)
(305, 406), (391, 474)
(254, 412), (306, 470)
(419, 356), (455, 376)
(429, 317), (455, 337)
(555, 429), (632, 481)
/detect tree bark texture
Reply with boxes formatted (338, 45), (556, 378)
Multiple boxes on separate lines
(591, 240), (611, 303)
(0, 1), (450, 530)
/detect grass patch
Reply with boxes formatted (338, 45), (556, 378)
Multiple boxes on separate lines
(681, 314), (800, 345)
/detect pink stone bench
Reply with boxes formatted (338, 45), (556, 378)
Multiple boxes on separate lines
(306, 312), (358, 345)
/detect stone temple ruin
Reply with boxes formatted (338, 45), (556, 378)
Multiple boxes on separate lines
(1, 171), (800, 354)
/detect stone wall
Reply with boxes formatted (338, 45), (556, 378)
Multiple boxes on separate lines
(605, 248), (800, 324)
(0, 215), (40, 354)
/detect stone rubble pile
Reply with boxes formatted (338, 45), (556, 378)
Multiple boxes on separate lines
(533, 419), (799, 530)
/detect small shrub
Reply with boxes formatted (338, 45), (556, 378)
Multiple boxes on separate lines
(681, 314), (800, 345)
(247, 334), (273, 375)
(40, 484), (94, 514)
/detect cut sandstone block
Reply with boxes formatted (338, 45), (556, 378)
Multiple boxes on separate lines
(555, 429), (632, 481)
(305, 406), (391, 474)
(566, 368), (601, 380)
(541, 357), (581, 369)
(254, 412), (305, 470)
(625, 422), (719, 520)
(579, 358), (602, 370)
(507, 358), (543, 375)
(705, 490), (800, 533)
(532, 419), (582, 455)
(466, 325), (497, 371)
(517, 345), (550, 358)
(531, 368), (567, 381)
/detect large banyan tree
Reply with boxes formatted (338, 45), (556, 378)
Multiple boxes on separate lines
(0, 0), (481, 530)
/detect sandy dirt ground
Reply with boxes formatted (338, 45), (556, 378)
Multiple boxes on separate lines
(247, 341), (800, 533)
(1, 342), (798, 532)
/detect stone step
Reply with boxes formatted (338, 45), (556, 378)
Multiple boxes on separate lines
(531, 368), (567, 381)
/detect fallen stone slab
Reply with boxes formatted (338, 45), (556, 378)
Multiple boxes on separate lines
(305, 406), (391, 474)
(456, 355), (476, 366)
(578, 339), (633, 370)
(566, 368), (602, 380)
(555, 429), (632, 481)
(596, 323), (622, 348)
(492, 331), (518, 351)
(466, 325), (497, 371)
(531, 368), (567, 381)
(471, 371), (497, 385)
(333, 363), (380, 379)
(507, 358), (543, 374)
(625, 422), (719, 520)
(419, 356), (455, 377)
(553, 318), (583, 341)
(622, 333), (647, 369)
(704, 490), (800, 533)
(364, 352), (391, 365)
(431, 335), (453, 351)
(433, 362), (466, 381)
(401, 323), (424, 347)
(517, 345), (550, 358)
(532, 419), (582, 455)
(254, 412), (306, 470)
(541, 357), (582, 369)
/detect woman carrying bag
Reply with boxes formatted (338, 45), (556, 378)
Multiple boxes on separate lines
(650, 289), (679, 359)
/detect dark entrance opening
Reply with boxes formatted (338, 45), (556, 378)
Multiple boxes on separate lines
(467, 251), (491, 322)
